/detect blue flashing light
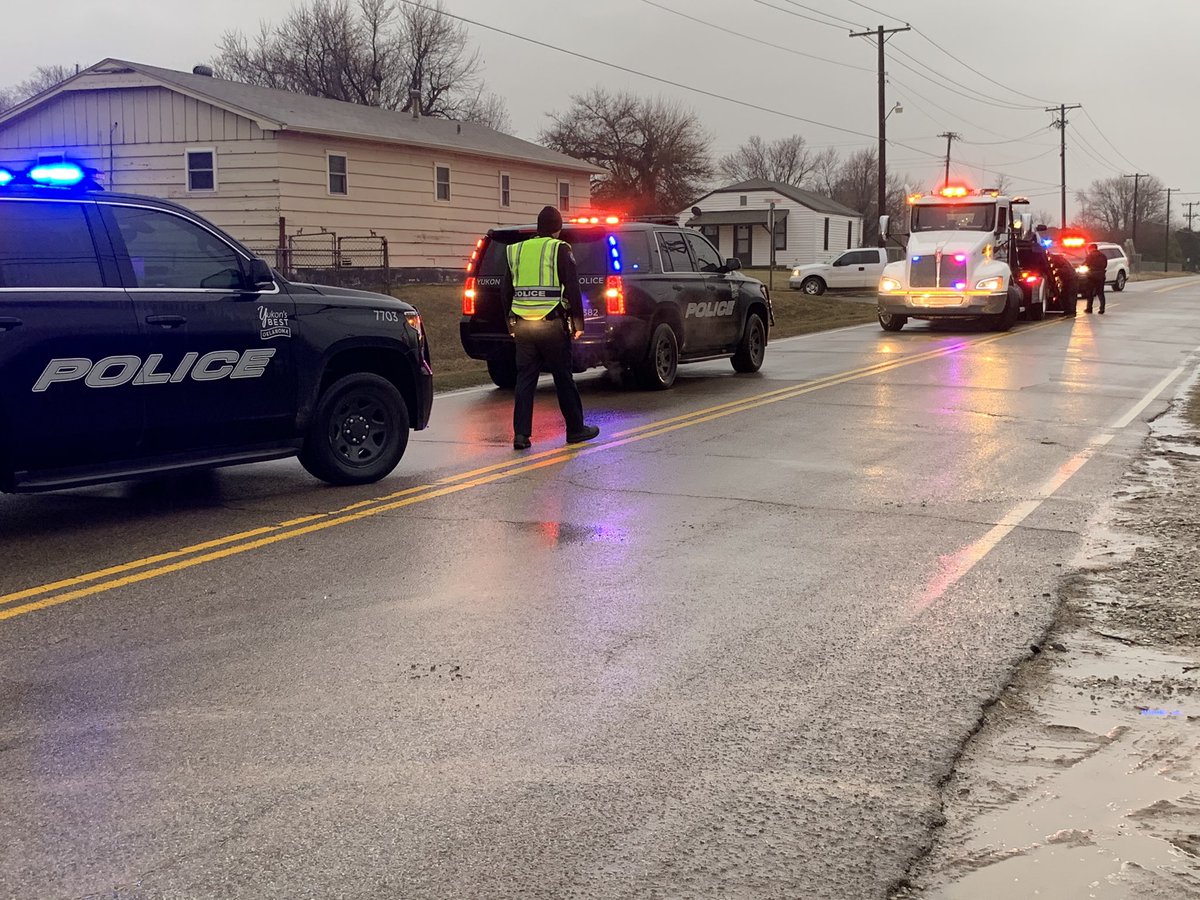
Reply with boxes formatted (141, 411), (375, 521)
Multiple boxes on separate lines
(28, 162), (86, 187)
(953, 281), (966, 290)
(912, 256), (921, 262)
(1040, 238), (1053, 247)
(608, 233), (622, 273)
(613, 260), (622, 271)
(0, 168), (13, 187)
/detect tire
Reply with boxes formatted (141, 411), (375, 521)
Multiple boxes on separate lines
(487, 354), (517, 389)
(988, 286), (1021, 332)
(299, 373), (410, 486)
(878, 311), (907, 332)
(800, 276), (826, 295)
(635, 322), (679, 390)
(1113, 270), (1127, 291)
(732, 313), (767, 373)
(1027, 283), (1045, 321)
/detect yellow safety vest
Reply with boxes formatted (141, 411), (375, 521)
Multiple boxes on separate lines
(508, 237), (568, 320)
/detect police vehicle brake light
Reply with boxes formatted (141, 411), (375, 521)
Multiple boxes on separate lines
(604, 275), (625, 315)
(462, 277), (477, 316)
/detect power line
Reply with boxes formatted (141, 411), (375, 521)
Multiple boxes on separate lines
(843, 0), (907, 25)
(1066, 124), (1123, 176)
(913, 27), (1052, 106)
(634, 0), (872, 73)
(885, 47), (1042, 113)
(775, 0), (865, 30)
(750, 0), (854, 30)
(1080, 108), (1141, 172)
(394, 0), (907, 144)
(960, 127), (1054, 147)
(887, 74), (1020, 141)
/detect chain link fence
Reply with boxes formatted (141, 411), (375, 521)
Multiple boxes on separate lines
(243, 232), (391, 290)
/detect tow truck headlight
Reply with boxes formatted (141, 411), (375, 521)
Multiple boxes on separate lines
(975, 277), (1003, 292)
(879, 277), (901, 293)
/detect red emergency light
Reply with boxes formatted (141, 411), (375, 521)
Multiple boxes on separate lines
(571, 214), (621, 225)
(939, 185), (969, 198)
(1060, 235), (1087, 248)
(604, 275), (626, 315)
(1020, 271), (1041, 284)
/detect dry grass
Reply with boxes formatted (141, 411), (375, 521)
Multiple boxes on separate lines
(392, 282), (878, 392)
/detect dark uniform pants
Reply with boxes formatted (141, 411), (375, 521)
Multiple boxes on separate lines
(512, 316), (584, 437)
(1086, 277), (1106, 312)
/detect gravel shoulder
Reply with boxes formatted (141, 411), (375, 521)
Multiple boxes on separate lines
(895, 370), (1200, 900)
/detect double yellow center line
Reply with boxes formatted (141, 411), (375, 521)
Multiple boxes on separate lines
(0, 322), (1058, 623)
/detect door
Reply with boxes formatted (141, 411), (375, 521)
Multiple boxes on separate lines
(824, 250), (858, 288)
(733, 225), (752, 265)
(0, 198), (143, 481)
(656, 230), (709, 354)
(827, 250), (879, 288)
(100, 202), (297, 455)
(853, 250), (886, 288)
(683, 231), (739, 347)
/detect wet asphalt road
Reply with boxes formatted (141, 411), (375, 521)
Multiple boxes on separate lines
(3, 281), (1200, 900)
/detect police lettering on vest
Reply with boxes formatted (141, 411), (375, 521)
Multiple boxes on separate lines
(508, 237), (569, 320)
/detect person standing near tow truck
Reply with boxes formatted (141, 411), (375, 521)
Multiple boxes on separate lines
(503, 205), (600, 451)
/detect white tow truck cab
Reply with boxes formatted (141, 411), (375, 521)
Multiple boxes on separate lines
(876, 186), (1034, 332)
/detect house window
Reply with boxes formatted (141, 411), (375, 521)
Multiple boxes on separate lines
(186, 149), (216, 192)
(558, 181), (571, 211)
(327, 153), (348, 195)
(739, 195), (748, 206)
(436, 165), (451, 202)
(734, 225), (752, 261)
(700, 224), (719, 247)
(847, 221), (853, 248)
(500, 172), (511, 208)
(774, 217), (787, 251)
(823, 217), (830, 251)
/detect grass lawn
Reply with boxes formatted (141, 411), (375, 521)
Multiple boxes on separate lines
(392, 281), (878, 393)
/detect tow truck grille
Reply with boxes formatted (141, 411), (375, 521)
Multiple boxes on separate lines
(910, 256), (937, 287)
(942, 255), (968, 286)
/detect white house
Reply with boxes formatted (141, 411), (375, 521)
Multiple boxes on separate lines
(0, 58), (600, 275)
(680, 179), (863, 268)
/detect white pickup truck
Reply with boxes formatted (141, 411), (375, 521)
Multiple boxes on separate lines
(789, 247), (894, 295)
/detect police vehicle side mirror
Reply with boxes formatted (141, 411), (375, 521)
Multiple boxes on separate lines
(247, 257), (276, 291)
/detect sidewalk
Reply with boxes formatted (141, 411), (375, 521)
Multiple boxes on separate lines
(895, 374), (1200, 899)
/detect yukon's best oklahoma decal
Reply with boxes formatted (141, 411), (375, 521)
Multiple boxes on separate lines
(258, 306), (291, 340)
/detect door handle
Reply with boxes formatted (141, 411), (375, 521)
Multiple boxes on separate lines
(0, 317), (22, 331)
(145, 314), (187, 328)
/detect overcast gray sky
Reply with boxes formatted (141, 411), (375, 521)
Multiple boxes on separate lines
(5, 0), (1197, 218)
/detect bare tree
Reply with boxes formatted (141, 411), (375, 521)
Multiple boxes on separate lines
(541, 88), (712, 214)
(0, 64), (74, 112)
(717, 134), (829, 187)
(825, 147), (907, 243)
(1076, 174), (1164, 238)
(215, 0), (511, 130)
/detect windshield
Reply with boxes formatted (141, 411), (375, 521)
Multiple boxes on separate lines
(911, 203), (996, 233)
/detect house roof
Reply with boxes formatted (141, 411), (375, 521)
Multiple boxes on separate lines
(0, 59), (601, 175)
(694, 178), (862, 218)
(684, 209), (788, 228)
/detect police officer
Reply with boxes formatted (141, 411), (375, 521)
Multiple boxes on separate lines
(1084, 242), (1108, 314)
(503, 206), (600, 450)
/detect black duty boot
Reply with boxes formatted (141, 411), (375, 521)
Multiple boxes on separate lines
(566, 425), (600, 444)
(513, 434), (531, 450)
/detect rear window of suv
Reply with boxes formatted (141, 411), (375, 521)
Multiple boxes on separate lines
(478, 228), (652, 278)
(0, 199), (104, 288)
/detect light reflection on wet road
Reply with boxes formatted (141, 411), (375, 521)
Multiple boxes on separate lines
(2, 281), (1199, 899)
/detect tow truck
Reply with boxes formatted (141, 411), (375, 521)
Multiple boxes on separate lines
(875, 185), (1036, 332)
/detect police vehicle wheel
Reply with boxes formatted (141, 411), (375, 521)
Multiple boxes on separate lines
(878, 312), (906, 332)
(1114, 270), (1127, 291)
(300, 373), (410, 485)
(636, 323), (679, 390)
(487, 356), (518, 389)
(732, 313), (767, 373)
(801, 276), (826, 296)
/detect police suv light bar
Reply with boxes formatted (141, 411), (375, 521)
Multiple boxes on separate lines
(0, 168), (13, 187)
(0, 159), (101, 190)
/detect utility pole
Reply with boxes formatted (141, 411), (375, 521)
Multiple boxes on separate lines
(850, 23), (911, 247)
(937, 132), (961, 187)
(1162, 187), (1178, 273)
(1045, 103), (1082, 228)
(1124, 173), (1149, 253)
(1184, 201), (1199, 232)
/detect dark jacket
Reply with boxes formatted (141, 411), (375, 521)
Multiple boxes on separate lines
(501, 239), (586, 326)
(1084, 249), (1108, 284)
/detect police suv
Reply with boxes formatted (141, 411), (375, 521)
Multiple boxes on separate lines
(0, 161), (432, 493)
(460, 216), (772, 390)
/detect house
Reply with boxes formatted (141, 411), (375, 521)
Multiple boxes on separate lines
(0, 58), (600, 276)
(680, 179), (863, 268)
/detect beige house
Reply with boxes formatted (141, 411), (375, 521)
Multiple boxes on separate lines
(0, 58), (599, 274)
(680, 179), (863, 269)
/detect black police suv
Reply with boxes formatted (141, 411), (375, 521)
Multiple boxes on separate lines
(0, 163), (432, 493)
(460, 217), (772, 390)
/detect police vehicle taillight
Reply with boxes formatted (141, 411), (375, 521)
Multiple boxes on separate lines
(462, 277), (477, 316)
(605, 275), (625, 315)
